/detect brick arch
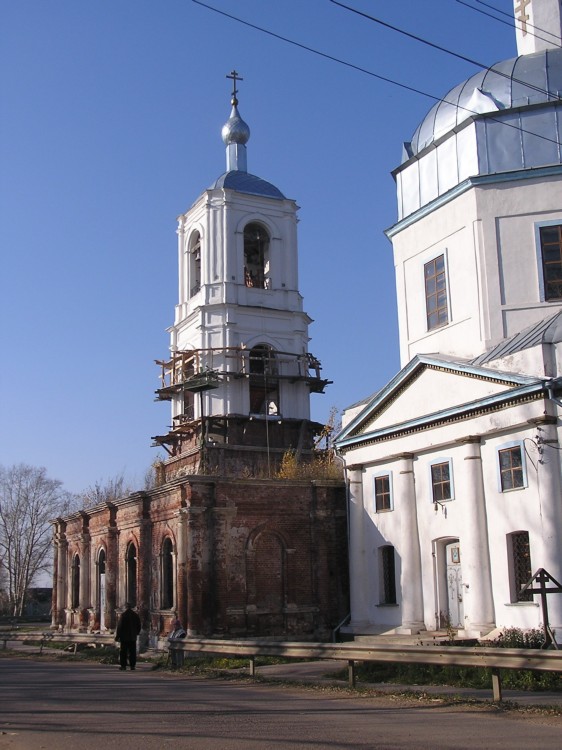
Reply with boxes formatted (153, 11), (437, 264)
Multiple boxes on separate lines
(245, 527), (288, 634)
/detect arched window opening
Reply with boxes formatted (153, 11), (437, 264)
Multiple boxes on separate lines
(71, 554), (80, 609)
(126, 543), (137, 607)
(244, 223), (270, 289)
(161, 538), (174, 610)
(249, 345), (279, 416)
(97, 549), (107, 629)
(188, 232), (201, 298)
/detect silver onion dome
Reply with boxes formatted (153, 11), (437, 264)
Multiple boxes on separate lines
(221, 102), (250, 146)
(406, 47), (562, 161)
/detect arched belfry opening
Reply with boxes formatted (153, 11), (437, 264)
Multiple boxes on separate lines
(244, 223), (270, 289)
(188, 231), (201, 298)
(249, 344), (279, 416)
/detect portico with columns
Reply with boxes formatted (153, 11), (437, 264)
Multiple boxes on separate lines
(336, 0), (562, 638)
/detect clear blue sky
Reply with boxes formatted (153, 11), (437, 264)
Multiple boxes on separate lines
(1, 1), (516, 494)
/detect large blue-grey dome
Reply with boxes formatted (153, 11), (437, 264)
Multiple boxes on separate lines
(406, 47), (562, 161)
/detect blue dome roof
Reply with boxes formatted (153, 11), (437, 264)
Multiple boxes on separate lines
(210, 170), (285, 199)
(407, 47), (562, 161)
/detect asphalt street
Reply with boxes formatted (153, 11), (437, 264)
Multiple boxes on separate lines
(0, 656), (560, 750)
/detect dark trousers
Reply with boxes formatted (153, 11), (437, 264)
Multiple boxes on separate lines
(119, 640), (137, 669)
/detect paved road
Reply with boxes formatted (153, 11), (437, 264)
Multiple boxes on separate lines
(0, 657), (560, 750)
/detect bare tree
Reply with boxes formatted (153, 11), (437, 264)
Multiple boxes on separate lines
(80, 473), (129, 508)
(0, 464), (75, 617)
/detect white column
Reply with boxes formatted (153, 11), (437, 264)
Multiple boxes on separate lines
(347, 466), (370, 628)
(458, 436), (495, 636)
(396, 454), (425, 633)
(533, 416), (562, 629)
(54, 522), (67, 629)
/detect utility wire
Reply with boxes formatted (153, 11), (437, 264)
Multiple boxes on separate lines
(191, 0), (561, 149)
(456, 0), (560, 48)
(330, 0), (560, 100)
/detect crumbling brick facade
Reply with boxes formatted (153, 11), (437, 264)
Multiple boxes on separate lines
(52, 476), (348, 641)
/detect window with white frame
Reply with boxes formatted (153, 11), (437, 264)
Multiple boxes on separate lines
(429, 458), (454, 502)
(497, 442), (527, 492)
(424, 253), (449, 330)
(373, 472), (393, 512)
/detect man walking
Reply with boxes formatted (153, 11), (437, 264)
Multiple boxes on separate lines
(115, 603), (142, 670)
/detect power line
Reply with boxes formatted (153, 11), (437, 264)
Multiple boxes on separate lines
(191, 0), (561, 149)
(330, 0), (560, 100)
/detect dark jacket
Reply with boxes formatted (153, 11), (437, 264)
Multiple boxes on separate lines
(116, 607), (141, 642)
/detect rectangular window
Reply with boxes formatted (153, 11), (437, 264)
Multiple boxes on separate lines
(540, 224), (562, 301)
(380, 546), (397, 605)
(498, 445), (525, 491)
(430, 460), (453, 502)
(509, 531), (533, 602)
(424, 254), (449, 330)
(374, 473), (392, 512)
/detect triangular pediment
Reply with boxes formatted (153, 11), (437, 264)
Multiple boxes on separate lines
(337, 355), (541, 444)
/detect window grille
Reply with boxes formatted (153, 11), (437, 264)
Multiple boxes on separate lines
(511, 531), (532, 602)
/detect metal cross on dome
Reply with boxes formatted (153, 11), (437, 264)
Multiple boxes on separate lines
(226, 70), (243, 105)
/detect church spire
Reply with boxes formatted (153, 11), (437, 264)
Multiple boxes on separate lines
(221, 70), (250, 173)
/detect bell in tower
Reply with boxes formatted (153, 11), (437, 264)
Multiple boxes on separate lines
(153, 73), (330, 479)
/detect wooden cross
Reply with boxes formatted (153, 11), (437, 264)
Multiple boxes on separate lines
(226, 70), (243, 104)
(515, 0), (531, 35)
(519, 568), (562, 649)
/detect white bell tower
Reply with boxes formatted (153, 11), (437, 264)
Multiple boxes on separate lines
(154, 72), (329, 478)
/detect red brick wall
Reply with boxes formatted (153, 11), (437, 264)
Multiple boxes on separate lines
(54, 476), (348, 641)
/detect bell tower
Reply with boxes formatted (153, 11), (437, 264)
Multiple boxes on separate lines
(153, 73), (330, 478)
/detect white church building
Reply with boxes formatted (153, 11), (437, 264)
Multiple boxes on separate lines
(335, 0), (562, 638)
